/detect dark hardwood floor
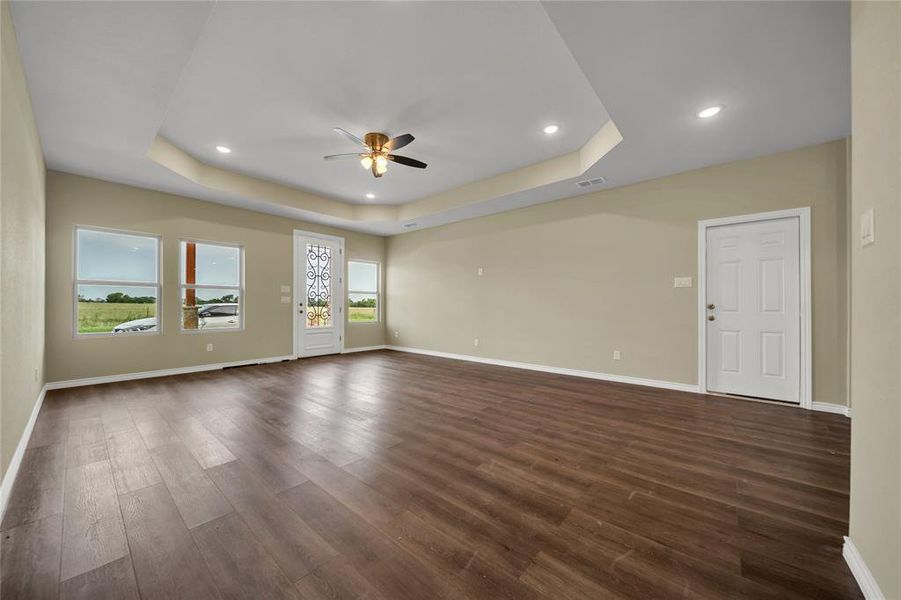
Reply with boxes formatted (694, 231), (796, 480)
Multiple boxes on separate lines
(1, 350), (859, 599)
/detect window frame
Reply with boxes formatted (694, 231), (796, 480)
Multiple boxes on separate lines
(178, 238), (245, 334)
(346, 259), (380, 325)
(73, 225), (162, 338)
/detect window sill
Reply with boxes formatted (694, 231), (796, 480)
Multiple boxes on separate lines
(74, 330), (161, 339)
(179, 327), (245, 335)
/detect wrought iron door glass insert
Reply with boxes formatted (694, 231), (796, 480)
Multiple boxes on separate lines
(305, 244), (332, 328)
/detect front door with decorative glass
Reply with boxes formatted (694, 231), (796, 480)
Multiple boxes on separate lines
(294, 231), (345, 357)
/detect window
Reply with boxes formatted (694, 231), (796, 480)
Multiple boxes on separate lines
(180, 241), (243, 331)
(75, 227), (160, 335)
(347, 260), (379, 323)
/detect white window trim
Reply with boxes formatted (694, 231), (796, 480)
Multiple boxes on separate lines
(73, 225), (162, 338)
(178, 239), (246, 334)
(347, 259), (380, 324)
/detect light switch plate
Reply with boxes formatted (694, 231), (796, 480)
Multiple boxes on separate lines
(674, 276), (693, 288)
(280, 285), (291, 293)
(860, 208), (875, 247)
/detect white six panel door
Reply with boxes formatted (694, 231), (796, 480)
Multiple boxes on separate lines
(705, 217), (800, 403)
(296, 235), (344, 357)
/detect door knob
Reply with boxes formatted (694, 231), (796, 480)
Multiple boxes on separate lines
(707, 303), (715, 310)
(708, 315), (715, 321)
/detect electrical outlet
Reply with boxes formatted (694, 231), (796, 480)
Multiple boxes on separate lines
(206, 343), (214, 352)
(280, 285), (291, 293)
(474, 338), (480, 347)
(394, 330), (399, 339)
(673, 277), (692, 288)
(280, 296), (291, 303)
(613, 350), (621, 360)
(477, 267), (483, 276)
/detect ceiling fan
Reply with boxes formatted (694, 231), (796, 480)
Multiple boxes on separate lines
(323, 128), (427, 178)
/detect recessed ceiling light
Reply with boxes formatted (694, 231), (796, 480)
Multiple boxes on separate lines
(697, 105), (723, 119)
(215, 145), (231, 154)
(543, 124), (560, 135)
(365, 192), (375, 200)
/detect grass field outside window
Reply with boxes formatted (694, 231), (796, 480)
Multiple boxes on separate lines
(78, 302), (157, 333)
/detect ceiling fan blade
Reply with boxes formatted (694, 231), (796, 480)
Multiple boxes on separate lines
(323, 153), (366, 160)
(383, 133), (414, 152)
(333, 127), (368, 149)
(387, 154), (427, 169)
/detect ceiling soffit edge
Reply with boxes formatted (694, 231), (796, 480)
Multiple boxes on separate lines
(146, 119), (622, 227)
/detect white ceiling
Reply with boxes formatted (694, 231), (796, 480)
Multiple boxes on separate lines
(161, 1), (607, 205)
(542, 0), (850, 190)
(10, 1), (849, 235)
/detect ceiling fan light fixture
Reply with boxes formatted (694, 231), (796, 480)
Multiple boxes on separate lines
(328, 129), (426, 178)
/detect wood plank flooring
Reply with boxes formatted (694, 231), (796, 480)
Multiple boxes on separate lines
(1, 350), (860, 599)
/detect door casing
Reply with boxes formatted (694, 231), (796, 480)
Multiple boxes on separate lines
(293, 229), (345, 359)
(697, 208), (812, 409)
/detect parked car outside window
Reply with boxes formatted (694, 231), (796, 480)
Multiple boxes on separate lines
(113, 302), (239, 332)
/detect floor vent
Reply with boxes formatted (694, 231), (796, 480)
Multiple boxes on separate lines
(223, 362), (268, 370)
(576, 176), (607, 188)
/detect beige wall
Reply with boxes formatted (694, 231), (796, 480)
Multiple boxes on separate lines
(45, 172), (386, 383)
(848, 2), (901, 597)
(1, 1), (46, 480)
(387, 140), (849, 406)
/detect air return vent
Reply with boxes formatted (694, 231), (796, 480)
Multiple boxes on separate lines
(576, 176), (608, 188)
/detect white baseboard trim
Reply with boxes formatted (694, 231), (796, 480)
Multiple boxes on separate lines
(341, 345), (388, 354)
(0, 384), (47, 523)
(384, 346), (849, 413)
(843, 537), (886, 599)
(812, 402), (852, 418)
(45, 355), (294, 390)
(385, 345), (699, 393)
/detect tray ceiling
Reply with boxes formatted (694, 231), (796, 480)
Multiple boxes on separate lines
(10, 1), (849, 235)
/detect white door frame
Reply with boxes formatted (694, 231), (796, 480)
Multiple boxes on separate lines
(697, 207), (812, 409)
(293, 229), (345, 359)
